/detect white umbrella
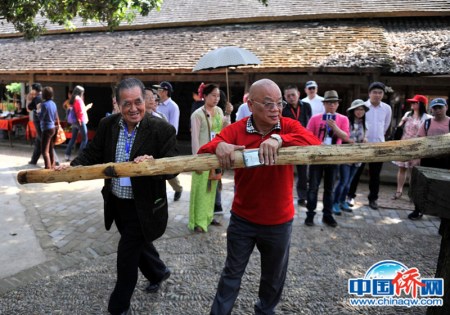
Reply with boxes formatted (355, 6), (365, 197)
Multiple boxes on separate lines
(192, 46), (261, 101)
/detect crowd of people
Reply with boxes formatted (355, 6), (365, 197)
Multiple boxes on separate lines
(21, 76), (448, 315)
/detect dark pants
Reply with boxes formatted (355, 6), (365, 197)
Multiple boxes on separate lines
(296, 165), (308, 201)
(211, 214), (292, 315)
(347, 163), (365, 199)
(306, 164), (337, 216)
(41, 127), (56, 169)
(30, 115), (60, 165)
(30, 116), (42, 164)
(107, 194), (167, 315)
(367, 162), (383, 202)
(347, 162), (384, 202)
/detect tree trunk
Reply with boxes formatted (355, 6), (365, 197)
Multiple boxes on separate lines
(17, 134), (450, 185)
(411, 167), (450, 315)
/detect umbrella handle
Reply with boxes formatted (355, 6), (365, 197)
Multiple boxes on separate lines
(226, 68), (230, 103)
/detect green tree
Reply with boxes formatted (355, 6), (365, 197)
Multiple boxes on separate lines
(0, 0), (269, 40)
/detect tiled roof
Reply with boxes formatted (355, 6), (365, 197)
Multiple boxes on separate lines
(0, 18), (448, 74)
(0, 0), (449, 37)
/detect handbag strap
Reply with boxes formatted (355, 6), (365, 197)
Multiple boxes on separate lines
(202, 107), (212, 141)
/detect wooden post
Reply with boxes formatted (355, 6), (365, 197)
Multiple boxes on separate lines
(410, 167), (450, 314)
(16, 134), (450, 185)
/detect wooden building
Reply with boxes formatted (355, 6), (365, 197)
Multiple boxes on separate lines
(0, 0), (449, 139)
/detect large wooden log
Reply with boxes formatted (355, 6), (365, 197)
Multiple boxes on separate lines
(17, 134), (450, 185)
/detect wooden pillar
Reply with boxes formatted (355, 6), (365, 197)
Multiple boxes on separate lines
(410, 166), (450, 315)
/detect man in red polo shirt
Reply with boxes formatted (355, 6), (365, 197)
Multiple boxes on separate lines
(199, 79), (320, 315)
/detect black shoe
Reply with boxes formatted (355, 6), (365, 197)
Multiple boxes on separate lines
(408, 209), (423, 221)
(145, 268), (171, 293)
(174, 191), (182, 201)
(214, 204), (224, 214)
(28, 160), (37, 165)
(297, 199), (307, 207)
(369, 200), (379, 210)
(304, 215), (315, 226)
(322, 215), (338, 227)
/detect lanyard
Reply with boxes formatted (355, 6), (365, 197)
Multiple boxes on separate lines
(123, 126), (136, 161)
(290, 105), (300, 121)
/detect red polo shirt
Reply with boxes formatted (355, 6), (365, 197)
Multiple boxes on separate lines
(198, 117), (321, 225)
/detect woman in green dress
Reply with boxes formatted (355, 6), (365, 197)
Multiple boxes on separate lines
(189, 84), (231, 232)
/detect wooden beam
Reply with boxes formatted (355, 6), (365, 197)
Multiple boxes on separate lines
(17, 134), (450, 185)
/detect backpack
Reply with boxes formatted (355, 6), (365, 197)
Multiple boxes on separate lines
(67, 107), (77, 124)
(424, 118), (450, 136)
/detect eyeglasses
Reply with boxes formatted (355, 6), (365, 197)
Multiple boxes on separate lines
(250, 100), (285, 110)
(308, 87), (316, 90)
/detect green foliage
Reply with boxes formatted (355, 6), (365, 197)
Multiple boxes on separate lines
(0, 0), (163, 39)
(1, 0), (269, 39)
(6, 82), (22, 96)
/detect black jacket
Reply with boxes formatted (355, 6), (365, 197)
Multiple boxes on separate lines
(282, 100), (312, 127)
(71, 112), (178, 243)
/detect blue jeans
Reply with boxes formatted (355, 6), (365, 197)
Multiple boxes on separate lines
(306, 164), (337, 216)
(334, 164), (360, 204)
(65, 122), (88, 156)
(211, 213), (292, 315)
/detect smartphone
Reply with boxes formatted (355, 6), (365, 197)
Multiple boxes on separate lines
(322, 113), (336, 121)
(243, 149), (263, 168)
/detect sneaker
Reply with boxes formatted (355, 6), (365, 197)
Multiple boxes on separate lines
(332, 203), (342, 215)
(174, 190), (182, 201)
(322, 215), (338, 227)
(346, 197), (355, 207)
(297, 199), (307, 207)
(408, 209), (423, 221)
(145, 268), (171, 293)
(340, 202), (353, 213)
(64, 154), (71, 162)
(304, 215), (315, 226)
(369, 200), (379, 210)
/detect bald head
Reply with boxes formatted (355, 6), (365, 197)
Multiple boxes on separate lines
(248, 79), (281, 100)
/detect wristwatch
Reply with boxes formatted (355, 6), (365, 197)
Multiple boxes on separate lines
(270, 134), (282, 148)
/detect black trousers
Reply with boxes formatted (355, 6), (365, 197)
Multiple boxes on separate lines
(295, 165), (308, 201)
(107, 194), (167, 315)
(211, 214), (292, 315)
(347, 162), (384, 202)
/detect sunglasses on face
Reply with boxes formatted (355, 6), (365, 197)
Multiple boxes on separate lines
(308, 87), (316, 90)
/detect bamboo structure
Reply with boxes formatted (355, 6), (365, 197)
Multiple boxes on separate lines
(17, 134), (450, 185)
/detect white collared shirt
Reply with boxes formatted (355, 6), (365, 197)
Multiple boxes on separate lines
(365, 100), (392, 143)
(302, 95), (324, 116)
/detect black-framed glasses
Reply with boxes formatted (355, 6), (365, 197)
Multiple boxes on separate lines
(250, 100), (285, 110)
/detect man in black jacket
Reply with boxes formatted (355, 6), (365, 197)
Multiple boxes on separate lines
(282, 85), (312, 206)
(61, 78), (177, 315)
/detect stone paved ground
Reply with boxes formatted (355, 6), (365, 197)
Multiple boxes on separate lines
(0, 139), (443, 314)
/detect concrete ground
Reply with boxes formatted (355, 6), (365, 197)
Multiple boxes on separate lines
(0, 137), (443, 314)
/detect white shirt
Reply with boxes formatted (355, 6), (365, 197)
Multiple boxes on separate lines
(157, 97), (180, 134)
(236, 103), (252, 121)
(302, 95), (324, 116)
(365, 100), (392, 143)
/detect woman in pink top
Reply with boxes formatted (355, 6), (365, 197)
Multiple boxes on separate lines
(392, 95), (431, 200)
(64, 85), (92, 161)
